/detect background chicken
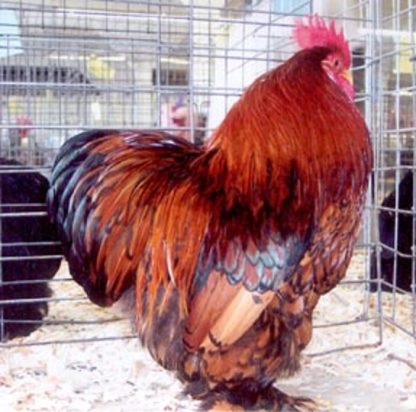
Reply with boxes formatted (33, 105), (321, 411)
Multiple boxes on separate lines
(0, 158), (62, 340)
(170, 97), (207, 144)
(48, 16), (372, 410)
(370, 171), (414, 292)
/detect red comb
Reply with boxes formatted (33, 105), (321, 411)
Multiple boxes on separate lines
(293, 15), (351, 68)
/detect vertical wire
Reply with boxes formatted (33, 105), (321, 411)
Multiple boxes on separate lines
(265, 0), (273, 73)
(362, 0), (372, 321)
(83, 3), (88, 132)
(241, 2), (246, 90)
(370, 0), (384, 344)
(104, 1), (110, 133)
(409, 0), (416, 337)
(0, 3), (12, 342)
(388, 0), (400, 322)
(0, 22), (7, 329)
(377, 0), (385, 344)
(207, 0), (213, 142)
(58, 6), (63, 143)
(224, 10), (229, 123)
(128, 2), (134, 128)
(156, 2), (162, 128)
(0, 135), (3, 342)
(188, 0), (195, 143)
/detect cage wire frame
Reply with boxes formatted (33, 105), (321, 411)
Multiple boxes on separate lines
(0, 0), (414, 350)
(369, 0), (416, 340)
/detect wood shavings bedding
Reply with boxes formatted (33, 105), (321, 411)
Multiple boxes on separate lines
(1, 252), (415, 411)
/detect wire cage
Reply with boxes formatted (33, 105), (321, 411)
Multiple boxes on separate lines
(370, 0), (416, 340)
(0, 0), (415, 409)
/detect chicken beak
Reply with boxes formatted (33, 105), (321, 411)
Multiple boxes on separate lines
(340, 69), (353, 85)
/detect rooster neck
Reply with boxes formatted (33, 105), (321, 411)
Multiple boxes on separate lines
(199, 46), (372, 233)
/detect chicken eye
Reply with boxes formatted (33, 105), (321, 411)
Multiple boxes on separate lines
(334, 59), (339, 67)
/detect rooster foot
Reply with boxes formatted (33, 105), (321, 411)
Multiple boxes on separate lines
(271, 387), (317, 412)
(200, 385), (316, 412)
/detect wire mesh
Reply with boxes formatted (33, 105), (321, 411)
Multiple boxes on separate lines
(0, 0), (414, 349)
(369, 0), (416, 339)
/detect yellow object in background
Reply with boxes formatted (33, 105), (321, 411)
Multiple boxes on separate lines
(399, 34), (414, 74)
(87, 54), (116, 80)
(8, 96), (22, 116)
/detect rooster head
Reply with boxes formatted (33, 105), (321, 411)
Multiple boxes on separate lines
(293, 15), (354, 100)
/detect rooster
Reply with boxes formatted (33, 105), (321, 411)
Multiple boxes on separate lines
(48, 16), (372, 411)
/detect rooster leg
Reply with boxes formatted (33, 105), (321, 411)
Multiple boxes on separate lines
(200, 385), (316, 412)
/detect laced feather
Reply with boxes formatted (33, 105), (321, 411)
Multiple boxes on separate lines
(293, 14), (351, 68)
